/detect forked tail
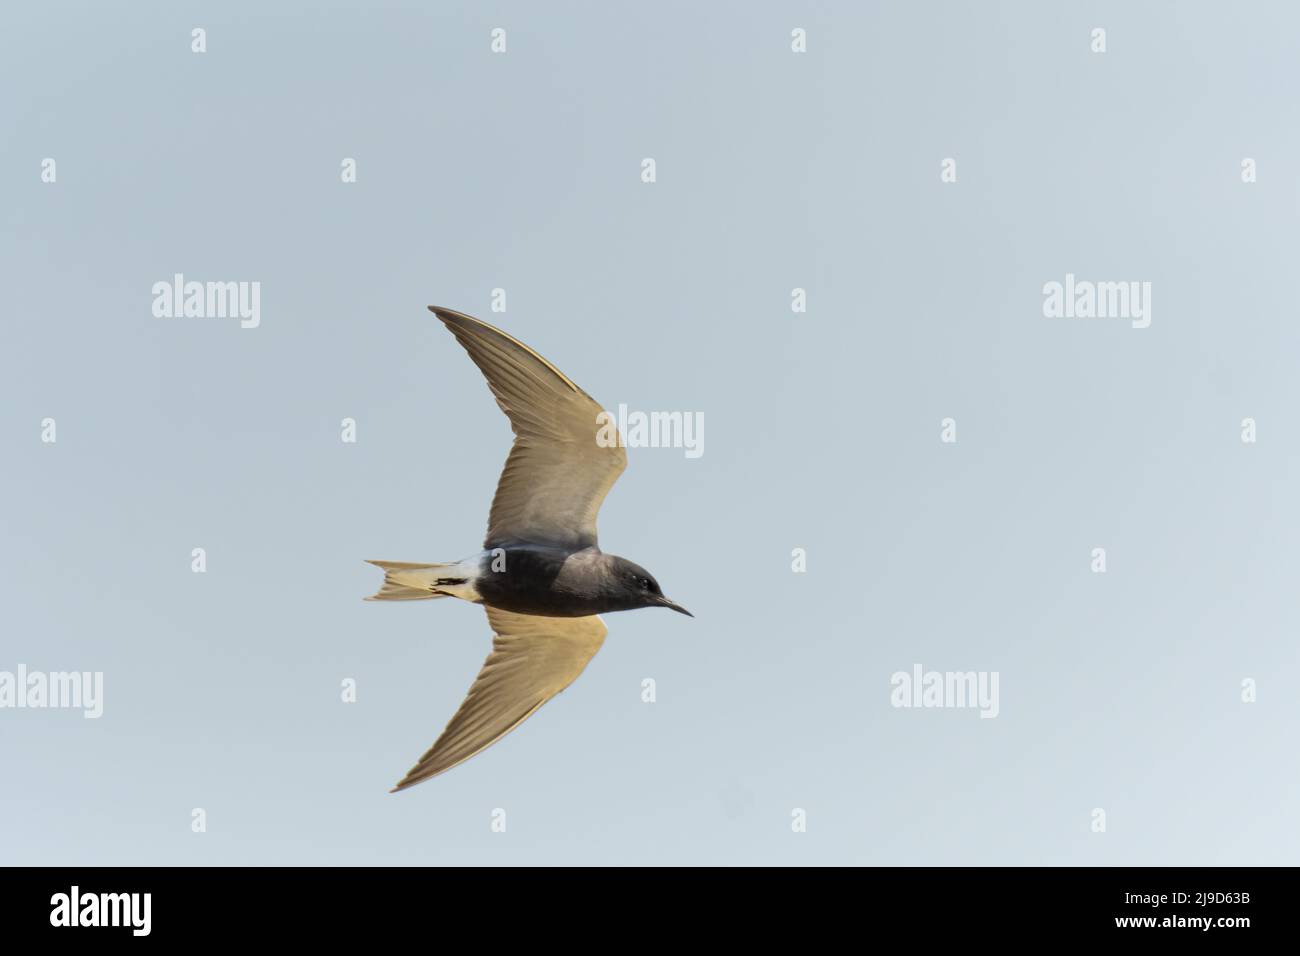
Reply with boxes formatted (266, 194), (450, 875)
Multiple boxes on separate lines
(365, 560), (462, 601)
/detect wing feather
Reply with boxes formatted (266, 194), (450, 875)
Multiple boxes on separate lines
(390, 608), (608, 791)
(430, 307), (626, 550)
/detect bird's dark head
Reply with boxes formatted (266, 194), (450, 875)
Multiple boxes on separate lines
(606, 557), (692, 616)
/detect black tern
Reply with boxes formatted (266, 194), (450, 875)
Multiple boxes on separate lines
(367, 307), (691, 791)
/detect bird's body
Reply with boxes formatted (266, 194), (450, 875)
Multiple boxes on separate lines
(366, 307), (690, 791)
(373, 545), (669, 617)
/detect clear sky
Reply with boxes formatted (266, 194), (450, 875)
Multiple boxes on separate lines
(2, 0), (1297, 865)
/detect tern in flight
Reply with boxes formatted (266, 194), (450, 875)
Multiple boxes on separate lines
(367, 307), (691, 791)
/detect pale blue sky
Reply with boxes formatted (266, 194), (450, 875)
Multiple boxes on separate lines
(2, 0), (1297, 865)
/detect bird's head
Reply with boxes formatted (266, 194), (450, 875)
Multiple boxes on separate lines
(607, 557), (692, 616)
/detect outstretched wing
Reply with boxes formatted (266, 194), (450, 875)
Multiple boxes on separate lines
(391, 607), (608, 791)
(430, 306), (627, 550)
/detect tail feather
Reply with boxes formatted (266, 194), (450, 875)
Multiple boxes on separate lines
(365, 560), (458, 602)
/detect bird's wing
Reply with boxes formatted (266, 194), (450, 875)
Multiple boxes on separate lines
(390, 607), (608, 791)
(430, 306), (627, 550)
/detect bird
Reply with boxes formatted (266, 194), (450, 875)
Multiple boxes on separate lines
(366, 306), (692, 792)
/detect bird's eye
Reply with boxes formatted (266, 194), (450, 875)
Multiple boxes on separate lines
(642, 578), (654, 591)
